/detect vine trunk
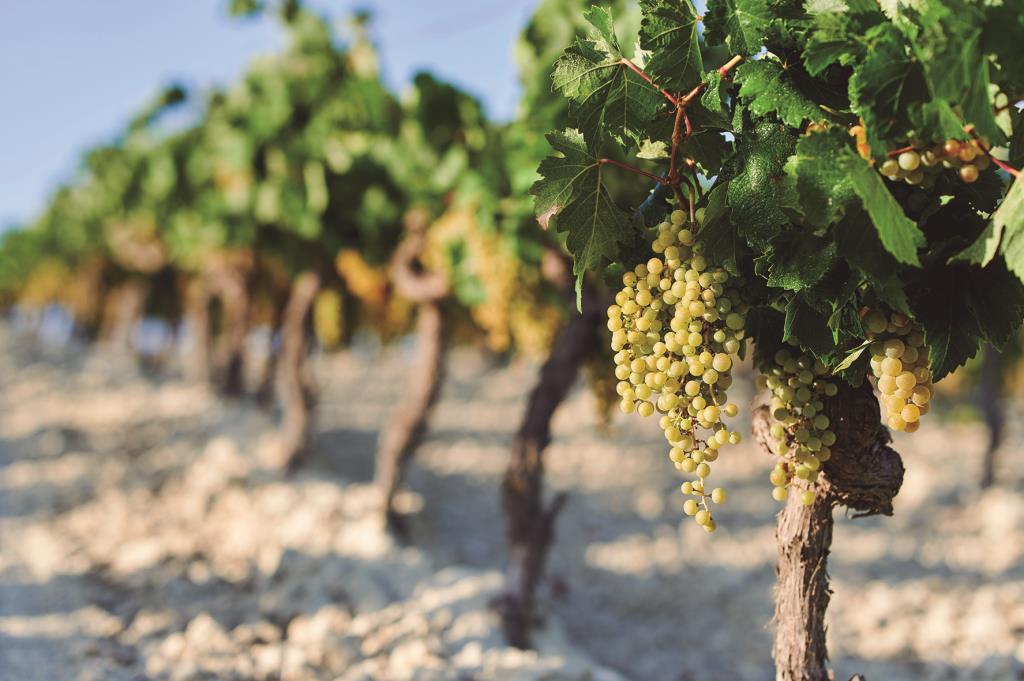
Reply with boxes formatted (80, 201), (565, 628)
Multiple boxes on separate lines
(753, 381), (904, 681)
(497, 292), (603, 649)
(275, 270), (320, 470)
(373, 221), (448, 536)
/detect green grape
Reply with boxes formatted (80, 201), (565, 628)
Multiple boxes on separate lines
(607, 209), (747, 530)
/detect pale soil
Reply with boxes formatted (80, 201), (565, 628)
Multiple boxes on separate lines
(1, 327), (1022, 681)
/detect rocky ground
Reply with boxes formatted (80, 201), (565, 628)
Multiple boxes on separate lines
(1, 326), (1023, 681)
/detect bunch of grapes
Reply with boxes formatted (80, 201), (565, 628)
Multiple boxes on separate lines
(313, 288), (344, 350)
(757, 348), (838, 506)
(607, 208), (747, 532)
(864, 310), (933, 432)
(878, 137), (991, 186)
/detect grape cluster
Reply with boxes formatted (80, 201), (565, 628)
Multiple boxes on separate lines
(607, 208), (747, 532)
(878, 138), (991, 186)
(757, 348), (838, 506)
(864, 310), (932, 433)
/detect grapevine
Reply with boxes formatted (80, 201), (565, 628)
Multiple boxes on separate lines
(532, 0), (1024, 674)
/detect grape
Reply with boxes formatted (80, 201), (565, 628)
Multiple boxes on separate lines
(608, 209), (748, 531)
(898, 151), (921, 171)
(960, 164), (979, 183)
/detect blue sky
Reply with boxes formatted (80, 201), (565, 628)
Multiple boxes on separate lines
(0, 0), (539, 229)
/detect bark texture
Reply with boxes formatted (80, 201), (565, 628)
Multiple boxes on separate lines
(979, 344), (1004, 489)
(274, 271), (321, 470)
(374, 228), (449, 535)
(497, 292), (604, 649)
(754, 380), (904, 681)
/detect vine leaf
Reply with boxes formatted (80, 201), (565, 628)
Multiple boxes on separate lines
(790, 127), (856, 227)
(800, 129), (925, 266)
(723, 119), (796, 248)
(907, 0), (1006, 145)
(703, 0), (770, 56)
(638, 0), (703, 92)
(701, 71), (725, 114)
(531, 129), (632, 292)
(849, 23), (929, 157)
(992, 178), (1024, 280)
(832, 339), (872, 374)
(552, 6), (664, 148)
(764, 231), (837, 291)
(531, 130), (600, 220)
(802, 0), (881, 76)
(735, 60), (824, 129)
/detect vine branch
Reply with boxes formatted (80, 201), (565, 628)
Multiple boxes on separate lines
(600, 56), (743, 211)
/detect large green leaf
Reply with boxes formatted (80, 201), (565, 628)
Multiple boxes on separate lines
(552, 6), (665, 148)
(531, 129), (633, 289)
(735, 60), (824, 129)
(703, 0), (770, 56)
(638, 0), (703, 92)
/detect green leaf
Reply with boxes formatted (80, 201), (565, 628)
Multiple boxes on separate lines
(849, 23), (928, 157)
(703, 0), (770, 56)
(783, 295), (835, 356)
(558, 179), (633, 288)
(790, 128), (857, 227)
(832, 339), (872, 374)
(838, 147), (925, 267)
(965, 258), (1024, 348)
(764, 231), (837, 291)
(724, 118), (796, 248)
(834, 208), (898, 279)
(531, 129), (600, 221)
(701, 71), (725, 115)
(552, 7), (665, 148)
(638, 0), (703, 92)
(802, 0), (880, 76)
(697, 184), (740, 274)
(911, 266), (984, 380)
(735, 60), (824, 129)
(994, 178), (1024, 281)
(531, 131), (633, 292)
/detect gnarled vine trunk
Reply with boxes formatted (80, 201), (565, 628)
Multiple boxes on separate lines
(754, 381), (905, 681)
(274, 271), (321, 470)
(978, 344), (1003, 489)
(497, 291), (604, 649)
(374, 224), (449, 535)
(184, 277), (211, 385)
(207, 264), (250, 397)
(102, 279), (149, 351)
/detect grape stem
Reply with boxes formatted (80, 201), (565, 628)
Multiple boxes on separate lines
(965, 126), (1021, 178)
